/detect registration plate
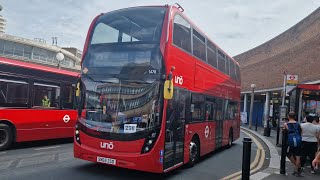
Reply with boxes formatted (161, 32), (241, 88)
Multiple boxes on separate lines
(97, 156), (116, 165)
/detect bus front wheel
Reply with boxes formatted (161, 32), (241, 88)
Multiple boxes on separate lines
(0, 124), (13, 151)
(188, 137), (199, 167)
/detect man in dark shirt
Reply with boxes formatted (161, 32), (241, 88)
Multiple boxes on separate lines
(284, 111), (302, 177)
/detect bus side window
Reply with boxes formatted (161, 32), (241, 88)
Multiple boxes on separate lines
(62, 84), (74, 109)
(173, 14), (192, 53)
(0, 79), (28, 107)
(205, 102), (215, 121)
(226, 101), (238, 120)
(216, 98), (224, 121)
(33, 83), (60, 108)
(191, 93), (205, 122)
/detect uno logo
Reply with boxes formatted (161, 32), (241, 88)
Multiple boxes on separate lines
(100, 142), (114, 149)
(174, 76), (183, 85)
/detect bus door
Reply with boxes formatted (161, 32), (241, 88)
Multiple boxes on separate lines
(215, 99), (224, 149)
(164, 88), (186, 171)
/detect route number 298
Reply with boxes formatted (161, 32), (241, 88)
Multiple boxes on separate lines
(124, 124), (137, 133)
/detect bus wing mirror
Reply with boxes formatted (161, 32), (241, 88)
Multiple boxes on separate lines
(164, 80), (174, 100)
(76, 82), (80, 97)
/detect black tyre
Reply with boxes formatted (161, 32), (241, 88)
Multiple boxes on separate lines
(0, 124), (13, 151)
(187, 137), (200, 167)
(227, 130), (233, 148)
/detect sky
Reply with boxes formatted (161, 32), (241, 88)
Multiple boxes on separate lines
(1, 0), (319, 56)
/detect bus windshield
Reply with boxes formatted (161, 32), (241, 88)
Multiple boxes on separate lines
(80, 7), (166, 136)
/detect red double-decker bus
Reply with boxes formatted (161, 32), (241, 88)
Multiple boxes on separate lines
(74, 4), (241, 173)
(0, 57), (79, 150)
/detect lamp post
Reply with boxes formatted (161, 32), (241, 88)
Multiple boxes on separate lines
(249, 84), (256, 129)
(56, 51), (64, 69)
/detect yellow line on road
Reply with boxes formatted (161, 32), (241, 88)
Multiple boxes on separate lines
(220, 130), (265, 180)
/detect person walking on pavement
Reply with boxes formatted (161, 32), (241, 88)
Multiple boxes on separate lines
(314, 116), (320, 156)
(284, 111), (302, 177)
(312, 151), (320, 170)
(300, 115), (319, 174)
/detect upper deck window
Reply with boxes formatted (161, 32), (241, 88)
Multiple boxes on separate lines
(173, 15), (191, 53)
(90, 7), (167, 45)
(207, 41), (217, 68)
(193, 29), (206, 61)
(217, 50), (226, 73)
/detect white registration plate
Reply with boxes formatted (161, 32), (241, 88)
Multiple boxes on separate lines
(97, 156), (116, 165)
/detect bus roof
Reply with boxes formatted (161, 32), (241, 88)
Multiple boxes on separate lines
(0, 57), (79, 77)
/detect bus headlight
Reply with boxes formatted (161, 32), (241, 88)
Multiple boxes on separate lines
(75, 123), (81, 144)
(141, 129), (159, 154)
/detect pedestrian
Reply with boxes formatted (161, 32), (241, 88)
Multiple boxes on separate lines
(300, 115), (319, 174)
(312, 151), (320, 170)
(302, 111), (310, 123)
(313, 116), (320, 125)
(314, 116), (320, 156)
(284, 111), (302, 177)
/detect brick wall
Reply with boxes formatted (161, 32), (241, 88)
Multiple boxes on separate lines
(234, 7), (320, 92)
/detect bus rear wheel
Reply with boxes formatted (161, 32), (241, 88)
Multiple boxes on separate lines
(0, 124), (13, 151)
(188, 137), (199, 167)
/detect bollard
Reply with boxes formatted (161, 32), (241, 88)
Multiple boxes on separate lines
(280, 128), (288, 174)
(242, 137), (252, 180)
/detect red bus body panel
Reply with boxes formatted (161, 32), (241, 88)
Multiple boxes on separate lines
(0, 109), (77, 142)
(165, 8), (241, 161)
(74, 101), (169, 173)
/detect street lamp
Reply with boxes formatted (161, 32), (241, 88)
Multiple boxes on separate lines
(56, 51), (64, 69)
(249, 83), (256, 129)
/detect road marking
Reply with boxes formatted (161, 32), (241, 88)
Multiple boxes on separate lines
(34, 146), (60, 151)
(0, 152), (7, 155)
(220, 130), (265, 180)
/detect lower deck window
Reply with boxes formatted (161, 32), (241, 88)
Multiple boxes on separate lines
(33, 83), (60, 108)
(0, 79), (28, 107)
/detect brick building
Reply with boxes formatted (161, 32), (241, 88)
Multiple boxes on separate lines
(234, 7), (320, 125)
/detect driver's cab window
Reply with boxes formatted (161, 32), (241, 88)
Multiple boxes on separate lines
(33, 83), (60, 108)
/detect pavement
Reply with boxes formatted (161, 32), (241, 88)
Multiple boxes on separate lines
(241, 124), (320, 180)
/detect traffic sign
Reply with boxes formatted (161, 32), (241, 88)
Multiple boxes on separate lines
(286, 75), (298, 85)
